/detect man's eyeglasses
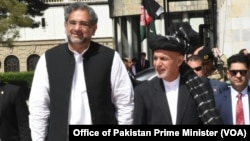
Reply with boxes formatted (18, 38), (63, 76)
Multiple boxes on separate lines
(229, 70), (248, 76)
(66, 20), (91, 28)
(192, 66), (202, 71)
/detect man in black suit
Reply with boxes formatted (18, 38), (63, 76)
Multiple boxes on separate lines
(0, 81), (31, 141)
(133, 35), (220, 125)
(137, 52), (150, 73)
(215, 54), (250, 125)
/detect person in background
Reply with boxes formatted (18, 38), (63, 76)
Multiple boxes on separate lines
(0, 80), (31, 141)
(187, 55), (228, 96)
(239, 49), (250, 86)
(133, 35), (222, 125)
(239, 48), (249, 56)
(28, 2), (134, 141)
(122, 57), (138, 88)
(137, 52), (150, 73)
(215, 54), (250, 125)
(195, 46), (227, 82)
(131, 58), (138, 75)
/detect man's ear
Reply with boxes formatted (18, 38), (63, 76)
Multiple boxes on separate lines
(177, 55), (184, 67)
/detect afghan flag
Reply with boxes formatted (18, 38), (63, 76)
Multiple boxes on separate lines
(140, 0), (164, 41)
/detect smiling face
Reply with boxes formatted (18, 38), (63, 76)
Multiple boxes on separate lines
(64, 9), (97, 53)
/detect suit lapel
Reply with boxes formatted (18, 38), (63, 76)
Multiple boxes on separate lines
(222, 89), (233, 124)
(176, 80), (189, 124)
(153, 79), (173, 124)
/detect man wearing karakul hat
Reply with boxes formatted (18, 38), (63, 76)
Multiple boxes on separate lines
(133, 34), (223, 125)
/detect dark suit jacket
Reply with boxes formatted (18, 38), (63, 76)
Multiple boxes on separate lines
(214, 87), (250, 125)
(209, 79), (229, 95)
(0, 83), (31, 141)
(133, 77), (202, 125)
(136, 59), (150, 73)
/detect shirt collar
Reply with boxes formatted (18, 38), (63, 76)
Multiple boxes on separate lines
(163, 74), (180, 90)
(231, 86), (248, 97)
(68, 44), (90, 56)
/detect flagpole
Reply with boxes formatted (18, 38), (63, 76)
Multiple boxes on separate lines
(146, 25), (152, 67)
(163, 0), (167, 35)
(140, 0), (164, 66)
(142, 0), (148, 62)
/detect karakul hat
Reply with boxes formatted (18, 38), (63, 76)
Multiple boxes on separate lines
(148, 35), (186, 55)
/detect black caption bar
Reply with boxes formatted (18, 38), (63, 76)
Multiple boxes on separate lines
(69, 125), (250, 139)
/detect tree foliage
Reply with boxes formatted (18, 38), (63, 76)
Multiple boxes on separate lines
(0, 0), (48, 47)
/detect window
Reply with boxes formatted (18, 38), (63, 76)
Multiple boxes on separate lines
(4, 55), (20, 72)
(27, 54), (40, 71)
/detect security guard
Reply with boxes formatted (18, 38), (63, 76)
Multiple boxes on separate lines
(198, 46), (228, 82)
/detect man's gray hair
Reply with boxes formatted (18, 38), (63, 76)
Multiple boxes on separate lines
(64, 2), (98, 25)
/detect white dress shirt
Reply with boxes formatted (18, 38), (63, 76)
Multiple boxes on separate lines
(28, 46), (134, 141)
(131, 65), (136, 75)
(230, 87), (249, 124)
(163, 75), (180, 125)
(68, 49), (92, 124)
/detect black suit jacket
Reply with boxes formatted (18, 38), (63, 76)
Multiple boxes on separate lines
(134, 77), (202, 125)
(137, 59), (150, 73)
(215, 86), (250, 125)
(0, 83), (31, 141)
